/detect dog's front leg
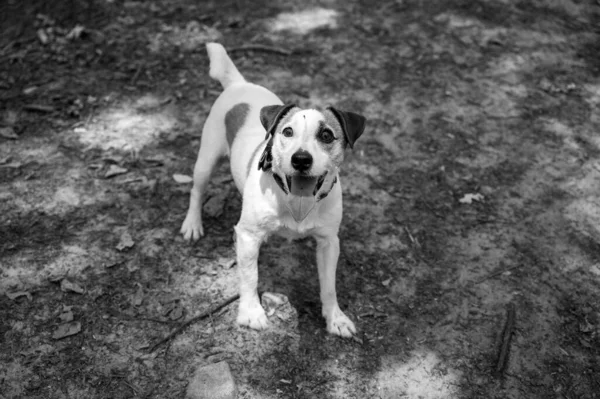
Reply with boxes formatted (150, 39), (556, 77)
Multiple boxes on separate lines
(234, 225), (268, 330)
(315, 234), (356, 337)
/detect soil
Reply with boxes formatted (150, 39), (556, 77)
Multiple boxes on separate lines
(1, 0), (600, 398)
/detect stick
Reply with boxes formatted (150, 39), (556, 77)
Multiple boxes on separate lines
(148, 294), (239, 352)
(494, 303), (516, 377)
(23, 104), (55, 113)
(229, 44), (293, 56)
(476, 264), (523, 284)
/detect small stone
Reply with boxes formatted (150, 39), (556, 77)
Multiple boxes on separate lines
(186, 361), (237, 399)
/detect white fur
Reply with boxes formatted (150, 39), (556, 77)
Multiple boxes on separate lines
(181, 43), (356, 338)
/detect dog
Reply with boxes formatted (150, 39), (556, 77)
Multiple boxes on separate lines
(181, 43), (366, 337)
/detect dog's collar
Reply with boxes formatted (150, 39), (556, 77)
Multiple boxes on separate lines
(271, 172), (337, 202)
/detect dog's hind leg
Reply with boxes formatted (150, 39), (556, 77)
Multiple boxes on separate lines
(181, 114), (228, 241)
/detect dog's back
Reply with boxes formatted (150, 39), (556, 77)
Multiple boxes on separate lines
(200, 43), (283, 193)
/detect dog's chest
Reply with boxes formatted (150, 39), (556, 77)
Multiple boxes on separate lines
(273, 214), (319, 240)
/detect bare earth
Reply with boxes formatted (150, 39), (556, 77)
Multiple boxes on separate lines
(1, 0), (600, 398)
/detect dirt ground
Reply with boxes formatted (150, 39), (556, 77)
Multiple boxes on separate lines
(1, 0), (600, 398)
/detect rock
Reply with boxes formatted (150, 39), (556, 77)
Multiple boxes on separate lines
(186, 361), (237, 399)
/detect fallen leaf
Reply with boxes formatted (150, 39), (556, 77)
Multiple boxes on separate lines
(168, 305), (184, 320)
(135, 341), (150, 350)
(0, 161), (22, 168)
(23, 86), (38, 95)
(218, 257), (236, 269)
(66, 24), (85, 40)
(59, 310), (74, 323)
(52, 321), (81, 339)
(381, 278), (392, 287)
(105, 164), (128, 178)
(204, 190), (229, 218)
(60, 279), (85, 294)
(0, 126), (18, 139)
(173, 173), (193, 184)
(116, 231), (135, 251)
(6, 291), (32, 301)
(459, 193), (484, 204)
(105, 260), (125, 268)
(37, 28), (49, 44)
(132, 285), (144, 307)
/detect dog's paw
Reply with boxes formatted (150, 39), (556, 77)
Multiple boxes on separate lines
(237, 301), (269, 330)
(180, 213), (204, 241)
(325, 307), (356, 338)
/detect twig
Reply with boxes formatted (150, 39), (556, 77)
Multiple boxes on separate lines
(130, 64), (143, 85)
(476, 264), (523, 284)
(23, 104), (55, 113)
(229, 44), (293, 56)
(148, 294), (239, 352)
(494, 303), (516, 378)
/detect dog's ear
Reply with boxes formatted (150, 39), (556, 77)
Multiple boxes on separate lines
(327, 106), (366, 149)
(260, 104), (296, 140)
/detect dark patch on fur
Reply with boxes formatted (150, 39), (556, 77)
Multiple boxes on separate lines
(247, 144), (264, 177)
(258, 136), (275, 171)
(225, 103), (250, 147)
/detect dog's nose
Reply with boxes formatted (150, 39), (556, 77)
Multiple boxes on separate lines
(291, 150), (313, 171)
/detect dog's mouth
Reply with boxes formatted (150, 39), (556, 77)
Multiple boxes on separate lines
(285, 172), (327, 197)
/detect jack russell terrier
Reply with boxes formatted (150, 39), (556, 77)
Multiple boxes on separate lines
(181, 43), (366, 337)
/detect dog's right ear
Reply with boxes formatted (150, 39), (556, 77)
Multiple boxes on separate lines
(260, 104), (296, 140)
(258, 104), (296, 171)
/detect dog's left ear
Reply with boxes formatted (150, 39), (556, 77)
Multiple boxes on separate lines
(260, 104), (296, 140)
(327, 106), (366, 149)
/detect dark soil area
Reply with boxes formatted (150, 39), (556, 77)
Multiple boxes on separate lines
(2, 0), (600, 398)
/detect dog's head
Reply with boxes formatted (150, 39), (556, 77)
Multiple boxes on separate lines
(258, 104), (366, 197)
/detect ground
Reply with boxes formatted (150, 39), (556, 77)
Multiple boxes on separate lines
(1, 0), (600, 398)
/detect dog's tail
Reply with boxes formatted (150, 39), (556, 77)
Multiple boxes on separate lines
(206, 43), (245, 89)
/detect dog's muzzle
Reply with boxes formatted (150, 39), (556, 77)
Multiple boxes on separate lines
(276, 172), (331, 222)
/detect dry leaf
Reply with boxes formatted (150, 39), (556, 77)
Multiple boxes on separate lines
(60, 279), (85, 294)
(23, 86), (38, 95)
(218, 257), (236, 269)
(459, 193), (484, 204)
(0, 126), (18, 139)
(59, 310), (74, 323)
(37, 28), (49, 44)
(168, 305), (184, 320)
(116, 231), (135, 251)
(132, 285), (144, 307)
(204, 190), (229, 218)
(173, 173), (193, 184)
(105, 164), (128, 178)
(6, 291), (32, 301)
(52, 321), (81, 339)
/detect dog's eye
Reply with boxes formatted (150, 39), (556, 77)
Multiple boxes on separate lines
(282, 127), (293, 137)
(318, 129), (335, 144)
